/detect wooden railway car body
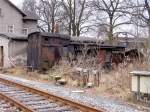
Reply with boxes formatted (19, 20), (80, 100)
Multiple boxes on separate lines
(27, 32), (70, 70)
(99, 45), (125, 69)
(69, 39), (125, 70)
(27, 33), (129, 71)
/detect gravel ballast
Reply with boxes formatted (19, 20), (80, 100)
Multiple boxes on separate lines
(0, 74), (148, 112)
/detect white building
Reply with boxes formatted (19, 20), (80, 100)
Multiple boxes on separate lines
(0, 0), (38, 68)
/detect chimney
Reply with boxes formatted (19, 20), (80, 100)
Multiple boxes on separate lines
(54, 23), (59, 33)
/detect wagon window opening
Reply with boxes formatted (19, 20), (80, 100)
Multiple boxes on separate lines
(44, 37), (49, 44)
(45, 37), (49, 41)
(105, 51), (112, 62)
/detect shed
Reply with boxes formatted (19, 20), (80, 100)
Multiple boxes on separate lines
(130, 71), (150, 95)
(27, 32), (70, 70)
(0, 33), (28, 68)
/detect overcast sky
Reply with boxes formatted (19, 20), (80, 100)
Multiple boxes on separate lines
(10, 0), (23, 8)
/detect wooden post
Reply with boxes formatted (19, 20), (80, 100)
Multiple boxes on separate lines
(137, 75), (141, 100)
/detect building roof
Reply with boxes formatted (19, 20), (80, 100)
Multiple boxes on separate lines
(115, 37), (148, 43)
(130, 71), (150, 76)
(23, 11), (38, 21)
(5, 0), (38, 20)
(0, 33), (27, 40)
(5, 0), (26, 16)
(100, 44), (125, 49)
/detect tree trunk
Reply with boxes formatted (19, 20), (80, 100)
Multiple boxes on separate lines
(51, 16), (55, 33)
(108, 17), (113, 45)
(69, 20), (72, 35)
(76, 23), (80, 36)
(48, 24), (51, 32)
(69, 0), (72, 35)
(148, 23), (150, 38)
(77, 28), (80, 36)
(72, 23), (76, 36)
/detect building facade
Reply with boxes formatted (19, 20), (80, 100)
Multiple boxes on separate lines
(0, 0), (38, 35)
(0, 0), (38, 68)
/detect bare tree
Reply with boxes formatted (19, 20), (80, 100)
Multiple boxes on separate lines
(144, 0), (150, 38)
(128, 0), (150, 60)
(124, 0), (150, 38)
(137, 0), (150, 38)
(92, 0), (131, 44)
(37, 0), (61, 33)
(61, 0), (92, 36)
(22, 0), (36, 13)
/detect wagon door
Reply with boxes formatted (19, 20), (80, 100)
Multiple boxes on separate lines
(41, 46), (55, 70)
(99, 50), (106, 64)
(54, 47), (61, 63)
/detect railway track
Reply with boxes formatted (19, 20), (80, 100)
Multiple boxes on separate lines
(0, 95), (21, 112)
(0, 77), (105, 112)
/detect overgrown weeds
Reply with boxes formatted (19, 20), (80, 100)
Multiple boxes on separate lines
(2, 56), (150, 102)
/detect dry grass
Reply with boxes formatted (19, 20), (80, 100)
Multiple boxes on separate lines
(1, 67), (50, 82)
(92, 64), (133, 100)
(46, 59), (150, 103)
(1, 58), (150, 104)
(48, 60), (73, 77)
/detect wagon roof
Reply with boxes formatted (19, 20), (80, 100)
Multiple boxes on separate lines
(37, 32), (70, 40)
(71, 36), (101, 43)
(100, 44), (125, 49)
(0, 33), (27, 40)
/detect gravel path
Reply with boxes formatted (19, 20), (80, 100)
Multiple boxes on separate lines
(0, 74), (148, 112)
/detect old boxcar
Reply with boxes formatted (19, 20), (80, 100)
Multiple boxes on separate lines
(69, 36), (101, 59)
(99, 45), (125, 69)
(27, 32), (70, 70)
(69, 36), (126, 69)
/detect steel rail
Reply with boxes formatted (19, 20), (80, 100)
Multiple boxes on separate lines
(0, 92), (34, 112)
(0, 77), (105, 112)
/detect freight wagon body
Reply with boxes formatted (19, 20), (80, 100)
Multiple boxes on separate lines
(99, 45), (125, 69)
(27, 32), (70, 70)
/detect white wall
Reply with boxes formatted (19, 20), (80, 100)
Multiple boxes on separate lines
(9, 40), (28, 66)
(0, 0), (23, 34)
(132, 75), (150, 94)
(23, 20), (38, 34)
(0, 36), (11, 68)
(0, 36), (28, 68)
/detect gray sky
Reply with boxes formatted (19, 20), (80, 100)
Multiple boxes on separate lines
(10, 0), (23, 8)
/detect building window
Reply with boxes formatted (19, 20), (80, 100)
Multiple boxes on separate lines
(7, 25), (14, 33)
(0, 8), (3, 17)
(22, 28), (28, 35)
(0, 8), (2, 16)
